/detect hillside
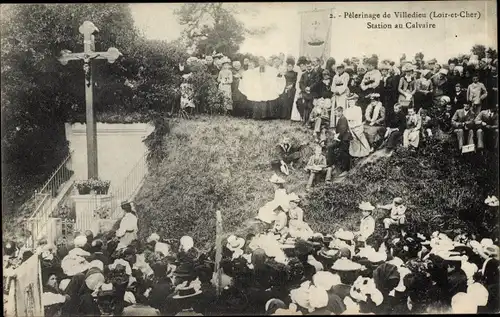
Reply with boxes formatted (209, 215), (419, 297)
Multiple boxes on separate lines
(135, 116), (499, 250)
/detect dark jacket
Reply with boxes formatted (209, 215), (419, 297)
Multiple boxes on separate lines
(335, 115), (352, 141)
(299, 70), (320, 94)
(387, 111), (407, 131)
(451, 108), (476, 128)
(451, 91), (467, 112)
(315, 79), (334, 99)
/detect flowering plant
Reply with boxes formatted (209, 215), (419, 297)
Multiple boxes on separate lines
(75, 179), (111, 195)
(94, 206), (112, 219)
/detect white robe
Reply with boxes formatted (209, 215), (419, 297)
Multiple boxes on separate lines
(239, 66), (285, 102)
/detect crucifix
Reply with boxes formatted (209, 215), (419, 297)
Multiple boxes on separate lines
(58, 21), (122, 179)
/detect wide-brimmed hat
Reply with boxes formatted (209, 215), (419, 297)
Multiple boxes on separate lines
(331, 258), (365, 271)
(401, 63), (414, 72)
(439, 68), (449, 75)
(61, 254), (90, 276)
(74, 235), (87, 248)
(313, 271), (341, 291)
(172, 280), (203, 299)
(85, 267), (105, 291)
(226, 235), (245, 251)
(269, 173), (286, 184)
(288, 193), (301, 203)
(358, 201), (375, 211)
(467, 283), (489, 307)
(346, 93), (359, 101)
(485, 195), (499, 207)
(356, 247), (387, 263)
(393, 197), (404, 205)
(334, 230), (354, 241)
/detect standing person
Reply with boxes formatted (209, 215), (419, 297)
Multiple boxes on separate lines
(451, 102), (476, 150)
(316, 69), (333, 100)
(451, 83), (467, 113)
(382, 103), (407, 150)
(204, 55), (219, 78)
(467, 74), (488, 114)
(403, 107), (422, 149)
(243, 57), (250, 71)
(334, 107), (352, 173)
(414, 70), (434, 112)
(231, 61), (245, 117)
(279, 57), (298, 120)
(364, 93), (386, 149)
(238, 56), (285, 120)
(291, 56), (309, 122)
(298, 59), (319, 124)
(325, 57), (337, 79)
(116, 201), (138, 251)
(218, 58), (233, 114)
(431, 68), (449, 105)
(398, 63), (417, 113)
(360, 58), (382, 113)
(384, 65), (401, 124)
(331, 64), (350, 128)
(345, 95), (371, 158)
(312, 57), (324, 79)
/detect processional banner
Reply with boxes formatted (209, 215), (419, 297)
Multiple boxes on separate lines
(299, 9), (333, 61)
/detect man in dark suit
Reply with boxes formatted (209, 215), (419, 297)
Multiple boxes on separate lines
(452, 102), (476, 150)
(450, 83), (467, 113)
(475, 103), (498, 151)
(298, 59), (320, 123)
(334, 106), (352, 173)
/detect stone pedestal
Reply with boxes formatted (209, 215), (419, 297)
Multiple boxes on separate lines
(72, 194), (113, 236)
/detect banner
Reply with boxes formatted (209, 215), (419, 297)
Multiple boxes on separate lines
(299, 9), (333, 61)
(7, 255), (44, 317)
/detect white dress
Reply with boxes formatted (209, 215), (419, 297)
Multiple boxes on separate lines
(291, 68), (303, 121)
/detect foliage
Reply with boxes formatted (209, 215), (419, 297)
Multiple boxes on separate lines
(143, 116), (171, 170)
(187, 64), (226, 115)
(94, 206), (112, 219)
(471, 44), (498, 60)
(175, 3), (246, 58)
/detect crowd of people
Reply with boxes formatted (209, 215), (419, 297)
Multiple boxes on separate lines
(3, 189), (499, 316)
(179, 51), (498, 188)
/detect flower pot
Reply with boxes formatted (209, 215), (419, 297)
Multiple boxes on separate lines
(77, 187), (91, 195)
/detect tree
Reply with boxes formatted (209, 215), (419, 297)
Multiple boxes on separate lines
(471, 44), (487, 59)
(1, 4), (138, 216)
(174, 3), (274, 58)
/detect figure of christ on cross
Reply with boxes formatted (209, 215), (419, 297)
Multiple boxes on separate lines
(58, 21), (122, 179)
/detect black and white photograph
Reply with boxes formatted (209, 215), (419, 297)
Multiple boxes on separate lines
(1, 1), (498, 315)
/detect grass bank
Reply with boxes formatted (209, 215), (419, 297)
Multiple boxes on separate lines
(136, 116), (499, 250)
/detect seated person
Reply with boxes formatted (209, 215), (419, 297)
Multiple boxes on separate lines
(287, 194), (313, 240)
(382, 103), (406, 150)
(309, 98), (331, 140)
(354, 202), (376, 246)
(271, 136), (307, 173)
(418, 108), (433, 140)
(438, 102), (455, 133)
(403, 107), (422, 149)
(377, 197), (407, 238)
(364, 93), (386, 147)
(451, 83), (467, 113)
(304, 145), (327, 191)
(270, 206), (288, 243)
(451, 102), (476, 150)
(475, 104), (499, 151)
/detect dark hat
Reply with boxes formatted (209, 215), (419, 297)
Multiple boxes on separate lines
(373, 263), (400, 294)
(286, 56), (296, 66)
(174, 262), (195, 278)
(4, 241), (16, 256)
(448, 58), (459, 65)
(326, 292), (346, 315)
(121, 201), (132, 210)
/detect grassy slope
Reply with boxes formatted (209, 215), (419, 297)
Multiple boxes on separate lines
(136, 116), (316, 249)
(136, 116), (499, 251)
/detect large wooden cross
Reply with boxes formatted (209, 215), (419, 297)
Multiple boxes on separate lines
(58, 21), (122, 179)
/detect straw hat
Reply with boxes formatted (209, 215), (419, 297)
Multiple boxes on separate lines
(172, 280), (203, 299)
(439, 68), (449, 75)
(334, 229), (354, 241)
(485, 195), (499, 207)
(313, 271), (341, 291)
(269, 173), (286, 184)
(147, 233), (160, 244)
(331, 258), (366, 271)
(467, 283), (489, 307)
(85, 267), (105, 291)
(288, 193), (301, 203)
(358, 201), (375, 211)
(451, 292), (478, 313)
(61, 254), (90, 276)
(226, 235), (245, 251)
(346, 93), (359, 101)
